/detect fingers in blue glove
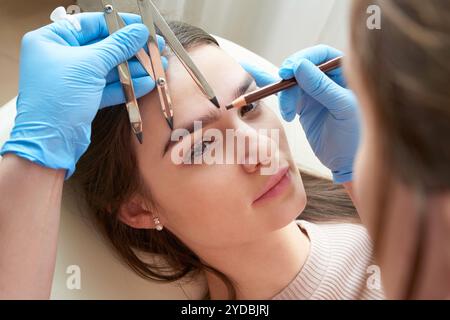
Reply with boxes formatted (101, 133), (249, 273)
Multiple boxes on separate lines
(279, 45), (342, 77)
(84, 32), (166, 55)
(45, 12), (166, 60)
(105, 55), (168, 84)
(101, 76), (157, 109)
(289, 58), (357, 120)
(279, 86), (303, 122)
(240, 61), (301, 122)
(47, 12), (143, 46)
(240, 61), (279, 87)
(102, 56), (168, 107)
(102, 30), (167, 107)
(279, 44), (346, 88)
(48, 12), (166, 78)
(90, 23), (150, 77)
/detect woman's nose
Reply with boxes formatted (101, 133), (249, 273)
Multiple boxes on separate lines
(234, 127), (280, 174)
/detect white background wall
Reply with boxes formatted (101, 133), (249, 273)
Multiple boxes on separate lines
(156, 0), (352, 65)
(79, 0), (353, 65)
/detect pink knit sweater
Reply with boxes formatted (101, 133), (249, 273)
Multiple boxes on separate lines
(272, 220), (385, 300)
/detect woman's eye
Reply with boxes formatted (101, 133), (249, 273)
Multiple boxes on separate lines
(190, 139), (214, 161)
(239, 102), (260, 118)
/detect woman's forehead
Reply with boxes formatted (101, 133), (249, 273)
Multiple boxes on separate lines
(136, 45), (248, 155)
(167, 45), (248, 113)
(150, 46), (249, 127)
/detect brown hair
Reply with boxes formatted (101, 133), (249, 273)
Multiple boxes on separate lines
(72, 21), (357, 300)
(350, 0), (450, 298)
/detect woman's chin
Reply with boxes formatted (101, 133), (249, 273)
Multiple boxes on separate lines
(260, 188), (307, 231)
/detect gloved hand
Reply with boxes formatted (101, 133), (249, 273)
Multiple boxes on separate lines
(0, 12), (166, 179)
(243, 45), (360, 184)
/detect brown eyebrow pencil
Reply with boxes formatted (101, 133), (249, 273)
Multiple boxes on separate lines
(225, 56), (343, 110)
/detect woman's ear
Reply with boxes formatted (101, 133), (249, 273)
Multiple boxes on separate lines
(118, 197), (159, 230)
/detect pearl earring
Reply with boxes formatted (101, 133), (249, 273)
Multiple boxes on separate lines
(153, 216), (163, 231)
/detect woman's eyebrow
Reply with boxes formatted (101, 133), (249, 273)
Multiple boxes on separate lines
(235, 75), (256, 100)
(163, 110), (220, 156)
(162, 75), (256, 156)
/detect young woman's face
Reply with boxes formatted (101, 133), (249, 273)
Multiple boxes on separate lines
(127, 45), (306, 249)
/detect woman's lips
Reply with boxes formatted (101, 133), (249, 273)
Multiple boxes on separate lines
(252, 166), (291, 204)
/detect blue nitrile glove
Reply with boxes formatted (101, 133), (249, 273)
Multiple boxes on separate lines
(0, 12), (167, 179)
(242, 45), (360, 184)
